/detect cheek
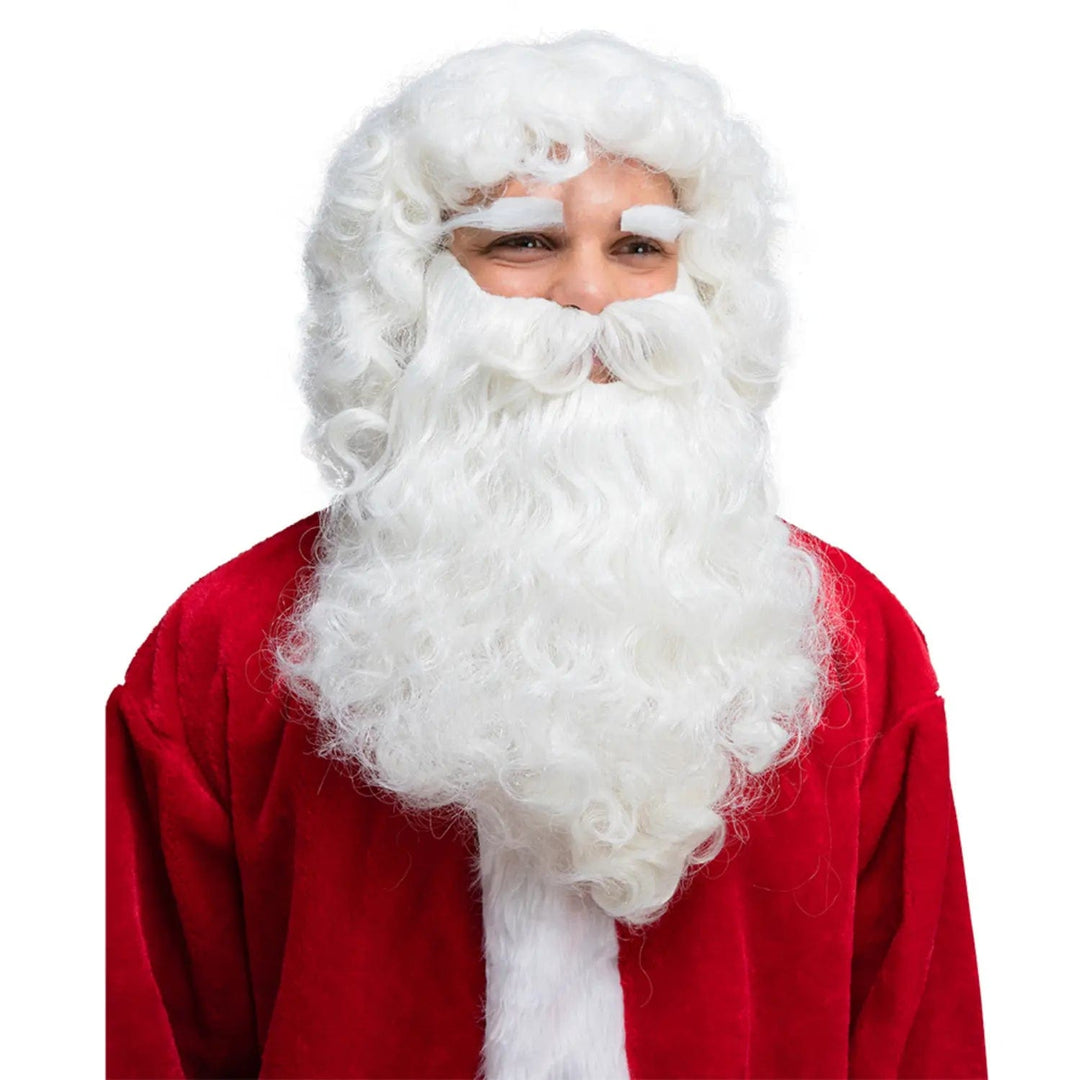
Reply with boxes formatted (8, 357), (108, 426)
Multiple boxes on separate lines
(622, 261), (679, 299)
(455, 254), (552, 299)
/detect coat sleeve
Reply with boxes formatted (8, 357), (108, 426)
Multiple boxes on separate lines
(848, 696), (986, 1078)
(106, 601), (260, 1079)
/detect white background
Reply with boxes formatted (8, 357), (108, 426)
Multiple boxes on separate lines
(5, 2), (1077, 1074)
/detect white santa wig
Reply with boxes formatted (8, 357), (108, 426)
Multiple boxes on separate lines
(303, 31), (787, 493)
(283, 33), (834, 926)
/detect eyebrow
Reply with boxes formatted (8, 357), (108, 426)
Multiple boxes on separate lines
(619, 205), (690, 242)
(443, 197), (565, 232)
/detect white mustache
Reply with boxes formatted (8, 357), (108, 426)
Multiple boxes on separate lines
(415, 254), (718, 396)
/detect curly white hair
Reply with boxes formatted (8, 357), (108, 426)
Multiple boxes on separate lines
(302, 31), (787, 492)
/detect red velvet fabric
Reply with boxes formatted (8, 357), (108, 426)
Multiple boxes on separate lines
(106, 514), (986, 1078)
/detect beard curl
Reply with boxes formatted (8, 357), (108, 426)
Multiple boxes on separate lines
(280, 256), (832, 924)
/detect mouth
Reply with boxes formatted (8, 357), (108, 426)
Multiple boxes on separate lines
(588, 352), (617, 384)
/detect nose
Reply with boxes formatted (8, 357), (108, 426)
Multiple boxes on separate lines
(548, 245), (618, 315)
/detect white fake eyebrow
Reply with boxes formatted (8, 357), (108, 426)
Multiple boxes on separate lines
(619, 205), (690, 242)
(443, 196), (565, 233)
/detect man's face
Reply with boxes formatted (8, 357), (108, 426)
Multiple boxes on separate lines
(447, 157), (681, 383)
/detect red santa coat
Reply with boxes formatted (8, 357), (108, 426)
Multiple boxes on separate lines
(106, 514), (986, 1079)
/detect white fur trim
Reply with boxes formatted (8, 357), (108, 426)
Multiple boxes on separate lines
(478, 828), (630, 1080)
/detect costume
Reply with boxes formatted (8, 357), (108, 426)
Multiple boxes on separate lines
(107, 514), (985, 1079)
(108, 30), (988, 1079)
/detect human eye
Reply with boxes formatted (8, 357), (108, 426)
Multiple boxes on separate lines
(487, 233), (555, 254)
(616, 235), (668, 258)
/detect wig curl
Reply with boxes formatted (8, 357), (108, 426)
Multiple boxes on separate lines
(302, 32), (786, 491)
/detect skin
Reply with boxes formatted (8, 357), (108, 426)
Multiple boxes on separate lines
(448, 157), (680, 383)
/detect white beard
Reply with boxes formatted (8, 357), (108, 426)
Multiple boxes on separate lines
(284, 252), (829, 925)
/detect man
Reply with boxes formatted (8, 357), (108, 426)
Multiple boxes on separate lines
(107, 33), (986, 1079)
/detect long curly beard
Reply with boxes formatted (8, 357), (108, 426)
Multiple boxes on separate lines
(282, 253), (830, 924)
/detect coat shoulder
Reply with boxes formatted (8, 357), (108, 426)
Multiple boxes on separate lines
(117, 512), (323, 713)
(790, 525), (941, 726)
(111, 513), (324, 805)
(177, 512), (323, 649)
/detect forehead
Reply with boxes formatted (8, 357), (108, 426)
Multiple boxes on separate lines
(498, 157), (676, 210)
